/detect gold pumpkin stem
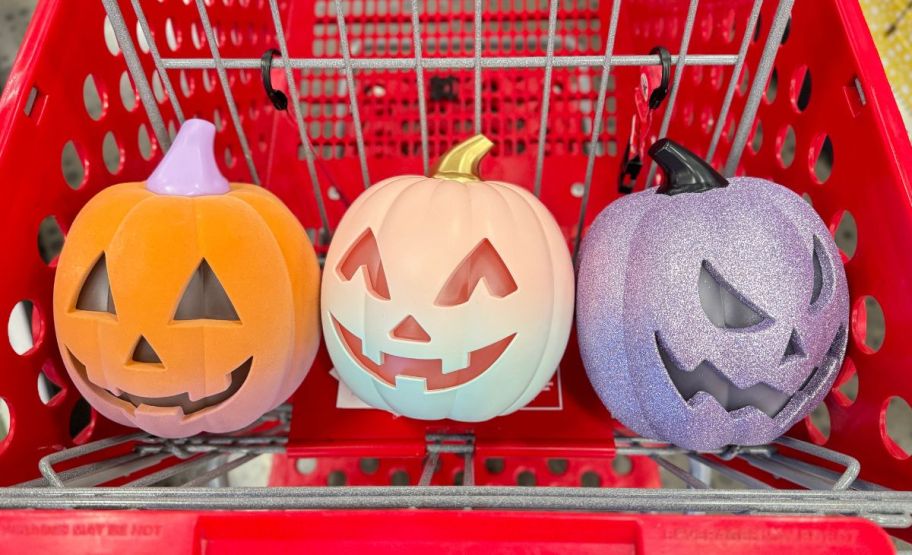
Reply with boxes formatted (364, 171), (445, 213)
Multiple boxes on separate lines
(430, 134), (494, 183)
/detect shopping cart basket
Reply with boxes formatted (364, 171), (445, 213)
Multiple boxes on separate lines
(0, 0), (911, 552)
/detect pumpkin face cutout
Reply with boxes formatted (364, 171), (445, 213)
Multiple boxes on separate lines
(322, 135), (574, 422)
(576, 139), (849, 450)
(53, 120), (321, 438)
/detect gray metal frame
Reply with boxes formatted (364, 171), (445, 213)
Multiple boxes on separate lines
(6, 407), (912, 528)
(35, 0), (907, 528)
(102, 0), (774, 247)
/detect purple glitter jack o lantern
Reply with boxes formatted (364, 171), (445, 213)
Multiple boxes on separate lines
(576, 139), (849, 451)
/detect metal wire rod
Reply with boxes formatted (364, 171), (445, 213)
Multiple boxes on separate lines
(333, 0), (371, 189)
(194, 0), (259, 183)
(532, 0), (560, 198)
(463, 450), (475, 487)
(686, 454), (774, 490)
(706, 0), (763, 162)
(63, 454), (171, 488)
(181, 453), (262, 487)
(776, 436), (860, 490)
(651, 455), (710, 489)
(17, 453), (148, 488)
(473, 0), (483, 134)
(4, 488), (911, 519)
(122, 452), (224, 487)
(139, 434), (288, 448)
(644, 0), (701, 187)
(418, 452), (439, 486)
(425, 433), (475, 442)
(267, 0), (332, 242)
(741, 454), (839, 491)
(161, 54), (739, 71)
(99, 0), (170, 150)
(130, 0), (185, 125)
(725, 0), (795, 175)
(13, 485), (908, 502)
(614, 436), (774, 457)
(572, 0), (622, 261)
(39, 432), (147, 488)
(772, 455), (886, 493)
(410, 0), (430, 174)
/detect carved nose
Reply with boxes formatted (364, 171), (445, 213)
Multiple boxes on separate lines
(132, 335), (162, 364)
(780, 328), (806, 365)
(391, 315), (431, 342)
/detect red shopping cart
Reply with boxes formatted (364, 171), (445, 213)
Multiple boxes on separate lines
(0, 0), (910, 552)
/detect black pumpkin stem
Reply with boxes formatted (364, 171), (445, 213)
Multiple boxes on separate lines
(650, 138), (728, 195)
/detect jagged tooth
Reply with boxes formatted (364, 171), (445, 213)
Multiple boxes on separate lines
(186, 385), (212, 403)
(362, 343), (384, 365)
(442, 351), (470, 374)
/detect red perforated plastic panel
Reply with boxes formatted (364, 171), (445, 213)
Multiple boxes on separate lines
(0, 510), (893, 554)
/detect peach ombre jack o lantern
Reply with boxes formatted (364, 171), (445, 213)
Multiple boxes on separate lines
(321, 134), (574, 421)
(53, 119), (321, 438)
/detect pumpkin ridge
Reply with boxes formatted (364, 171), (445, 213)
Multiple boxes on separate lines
(198, 192), (296, 404)
(504, 184), (572, 414)
(226, 186), (321, 397)
(488, 181), (557, 413)
(621, 199), (668, 439)
(100, 191), (170, 393)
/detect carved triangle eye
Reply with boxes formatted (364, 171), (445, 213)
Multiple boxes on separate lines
(75, 254), (116, 315)
(337, 229), (391, 300)
(698, 261), (767, 329)
(810, 236), (832, 306)
(174, 259), (239, 321)
(435, 239), (518, 307)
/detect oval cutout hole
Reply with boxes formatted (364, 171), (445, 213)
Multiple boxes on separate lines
(38, 215), (65, 266)
(885, 397), (912, 458)
(390, 469), (410, 485)
(0, 397), (10, 444)
(812, 134), (834, 184)
(777, 125), (796, 168)
(103, 132), (123, 174)
(852, 295), (885, 354)
(38, 369), (65, 405)
(83, 75), (104, 121)
(70, 398), (93, 442)
(832, 210), (858, 260)
(120, 72), (137, 112)
(7, 300), (41, 356)
(61, 141), (85, 189)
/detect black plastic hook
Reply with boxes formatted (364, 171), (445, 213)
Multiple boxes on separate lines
(650, 138), (728, 195)
(648, 46), (671, 110)
(617, 46), (673, 194)
(618, 143), (644, 194)
(261, 49), (288, 111)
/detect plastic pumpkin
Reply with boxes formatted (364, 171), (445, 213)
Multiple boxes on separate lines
(322, 135), (574, 421)
(53, 119), (320, 438)
(576, 139), (849, 450)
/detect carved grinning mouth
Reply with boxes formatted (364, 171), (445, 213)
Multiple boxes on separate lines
(67, 349), (252, 416)
(332, 316), (515, 390)
(655, 327), (846, 418)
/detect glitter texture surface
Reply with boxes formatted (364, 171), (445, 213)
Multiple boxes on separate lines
(576, 177), (849, 450)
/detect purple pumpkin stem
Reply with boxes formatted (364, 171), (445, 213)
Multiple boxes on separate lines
(147, 119), (230, 196)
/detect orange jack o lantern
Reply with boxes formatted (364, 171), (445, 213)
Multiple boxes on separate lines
(53, 120), (320, 438)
